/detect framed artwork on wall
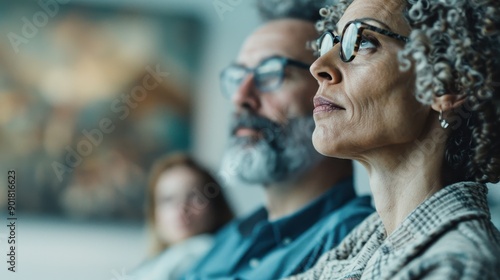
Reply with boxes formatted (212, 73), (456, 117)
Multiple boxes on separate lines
(0, 0), (206, 220)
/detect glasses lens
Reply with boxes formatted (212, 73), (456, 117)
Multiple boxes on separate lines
(341, 23), (358, 61)
(221, 66), (247, 98)
(319, 33), (334, 57)
(255, 58), (283, 92)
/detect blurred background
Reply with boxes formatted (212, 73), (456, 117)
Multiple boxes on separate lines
(0, 0), (498, 279)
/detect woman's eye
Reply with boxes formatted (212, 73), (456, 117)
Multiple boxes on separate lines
(359, 36), (377, 49)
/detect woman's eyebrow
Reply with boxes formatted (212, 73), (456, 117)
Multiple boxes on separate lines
(357, 17), (394, 31)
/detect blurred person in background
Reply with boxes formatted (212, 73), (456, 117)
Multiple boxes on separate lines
(132, 152), (234, 280)
(183, 0), (373, 279)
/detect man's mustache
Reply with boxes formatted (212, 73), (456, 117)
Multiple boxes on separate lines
(230, 111), (282, 138)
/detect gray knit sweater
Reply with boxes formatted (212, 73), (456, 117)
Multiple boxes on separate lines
(287, 182), (500, 279)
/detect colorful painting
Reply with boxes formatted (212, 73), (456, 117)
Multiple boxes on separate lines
(0, 0), (205, 220)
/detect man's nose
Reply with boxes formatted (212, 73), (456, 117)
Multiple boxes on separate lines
(232, 74), (261, 111)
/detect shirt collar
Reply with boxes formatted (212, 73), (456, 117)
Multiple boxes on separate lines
(238, 177), (356, 242)
(387, 181), (490, 249)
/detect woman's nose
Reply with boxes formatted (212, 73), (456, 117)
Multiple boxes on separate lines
(310, 51), (342, 85)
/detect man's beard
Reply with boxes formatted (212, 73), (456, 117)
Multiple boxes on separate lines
(220, 110), (322, 186)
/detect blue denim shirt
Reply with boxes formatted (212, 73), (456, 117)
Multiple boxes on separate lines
(182, 178), (373, 280)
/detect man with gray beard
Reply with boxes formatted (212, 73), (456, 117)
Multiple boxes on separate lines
(183, 0), (373, 279)
(221, 110), (320, 186)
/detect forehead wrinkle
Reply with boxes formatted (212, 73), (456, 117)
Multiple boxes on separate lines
(239, 34), (295, 62)
(237, 19), (317, 66)
(339, 0), (409, 35)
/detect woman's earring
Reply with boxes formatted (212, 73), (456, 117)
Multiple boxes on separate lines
(439, 109), (449, 129)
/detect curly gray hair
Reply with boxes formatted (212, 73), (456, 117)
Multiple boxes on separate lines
(316, 0), (500, 184)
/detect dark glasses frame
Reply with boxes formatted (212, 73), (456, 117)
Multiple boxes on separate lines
(220, 55), (310, 99)
(316, 20), (409, 62)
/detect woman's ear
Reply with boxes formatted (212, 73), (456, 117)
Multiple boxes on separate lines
(431, 94), (467, 112)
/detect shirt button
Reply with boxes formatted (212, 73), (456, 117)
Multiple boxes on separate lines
(249, 258), (260, 268)
(282, 237), (292, 245)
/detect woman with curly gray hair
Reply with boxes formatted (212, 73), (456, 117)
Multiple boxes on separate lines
(287, 0), (500, 279)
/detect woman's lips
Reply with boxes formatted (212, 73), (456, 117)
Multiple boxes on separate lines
(313, 96), (345, 114)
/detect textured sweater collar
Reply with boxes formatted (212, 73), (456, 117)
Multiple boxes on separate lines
(387, 181), (490, 250)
